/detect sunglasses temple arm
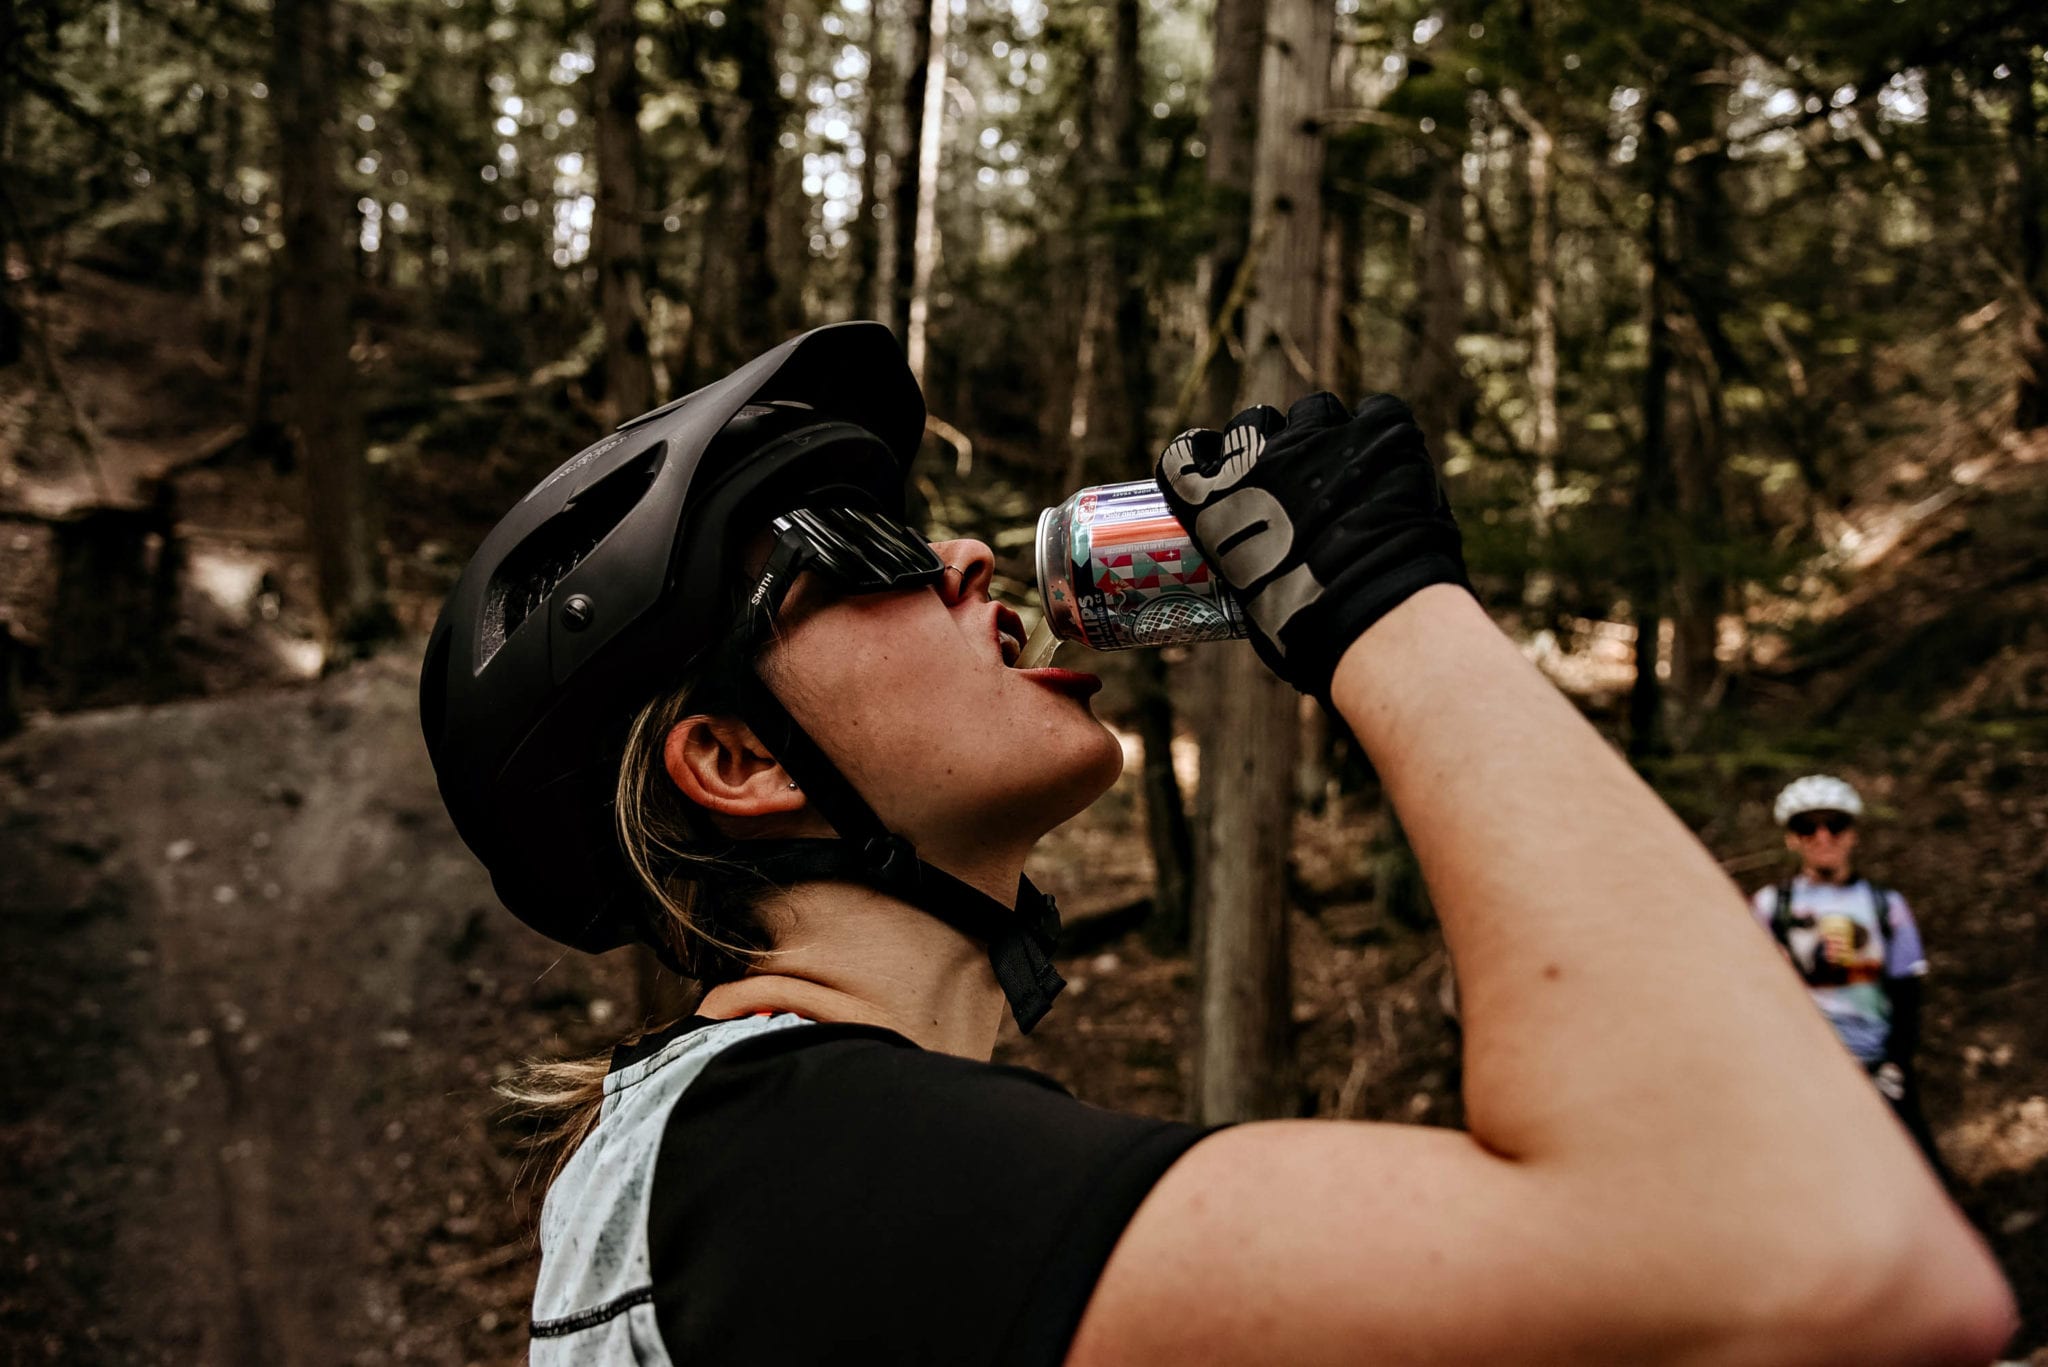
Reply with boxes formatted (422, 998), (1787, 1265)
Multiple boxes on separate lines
(737, 535), (811, 648)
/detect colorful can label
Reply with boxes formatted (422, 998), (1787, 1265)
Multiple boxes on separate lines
(1034, 479), (1250, 651)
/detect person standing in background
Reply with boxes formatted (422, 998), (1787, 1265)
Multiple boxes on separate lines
(1756, 775), (1947, 1174)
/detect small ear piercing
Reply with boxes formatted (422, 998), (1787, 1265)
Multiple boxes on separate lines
(787, 781), (799, 790)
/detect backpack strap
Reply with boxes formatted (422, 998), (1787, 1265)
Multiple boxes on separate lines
(1769, 879), (1797, 948)
(1864, 879), (1891, 963)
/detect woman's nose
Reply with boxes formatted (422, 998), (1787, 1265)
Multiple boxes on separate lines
(930, 538), (996, 605)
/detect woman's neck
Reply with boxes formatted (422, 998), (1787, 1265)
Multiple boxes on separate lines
(696, 877), (1013, 1060)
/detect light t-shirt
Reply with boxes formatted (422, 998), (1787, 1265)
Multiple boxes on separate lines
(1751, 876), (1927, 1064)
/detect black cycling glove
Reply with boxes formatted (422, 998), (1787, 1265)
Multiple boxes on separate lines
(1154, 392), (1469, 701)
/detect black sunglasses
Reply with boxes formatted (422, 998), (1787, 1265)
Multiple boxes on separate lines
(1788, 812), (1855, 837)
(732, 505), (947, 650)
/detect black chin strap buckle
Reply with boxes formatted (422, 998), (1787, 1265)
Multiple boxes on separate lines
(859, 834), (923, 898)
(1000, 875), (1066, 1035)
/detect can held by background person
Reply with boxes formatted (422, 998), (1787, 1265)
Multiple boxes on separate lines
(1034, 479), (1251, 651)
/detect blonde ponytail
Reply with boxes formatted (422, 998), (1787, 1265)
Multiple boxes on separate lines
(500, 672), (777, 1187)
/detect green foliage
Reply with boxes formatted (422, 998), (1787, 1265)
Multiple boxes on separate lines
(2, 0), (2039, 744)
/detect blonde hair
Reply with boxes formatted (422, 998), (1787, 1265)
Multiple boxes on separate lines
(500, 670), (780, 1184)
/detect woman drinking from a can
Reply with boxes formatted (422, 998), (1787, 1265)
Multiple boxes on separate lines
(420, 323), (2013, 1367)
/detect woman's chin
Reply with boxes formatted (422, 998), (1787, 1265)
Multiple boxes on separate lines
(1000, 738), (1124, 835)
(1054, 736), (1127, 820)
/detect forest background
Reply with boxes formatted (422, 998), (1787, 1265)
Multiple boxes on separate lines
(2, 0), (2046, 1360)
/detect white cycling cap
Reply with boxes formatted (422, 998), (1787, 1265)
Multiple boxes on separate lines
(1773, 774), (1864, 827)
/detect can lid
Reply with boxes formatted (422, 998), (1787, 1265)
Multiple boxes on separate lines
(1033, 503), (1059, 622)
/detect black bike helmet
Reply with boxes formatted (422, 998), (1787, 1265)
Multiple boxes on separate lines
(420, 322), (1065, 1030)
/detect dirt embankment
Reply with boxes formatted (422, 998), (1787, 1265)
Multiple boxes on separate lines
(0, 654), (638, 1365)
(0, 650), (1188, 1366)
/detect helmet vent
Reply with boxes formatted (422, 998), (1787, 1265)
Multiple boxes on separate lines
(477, 444), (666, 670)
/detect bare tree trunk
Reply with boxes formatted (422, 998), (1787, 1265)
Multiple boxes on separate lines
(1527, 128), (1559, 516)
(1298, 17), (1358, 814)
(1195, 0), (1266, 429)
(1192, 0), (1330, 1126)
(1104, 0), (1195, 950)
(0, 0), (24, 368)
(199, 83), (228, 336)
(1668, 59), (1729, 723)
(734, 0), (790, 352)
(1500, 81), (1560, 562)
(1061, 271), (1104, 491)
(903, 0), (949, 381)
(2011, 46), (2047, 431)
(851, 0), (887, 321)
(1186, 0), (1267, 989)
(272, 0), (391, 655)
(1629, 92), (1674, 759)
(889, 0), (932, 345)
(594, 0), (652, 425)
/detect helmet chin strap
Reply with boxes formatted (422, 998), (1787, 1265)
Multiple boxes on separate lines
(700, 669), (1066, 1034)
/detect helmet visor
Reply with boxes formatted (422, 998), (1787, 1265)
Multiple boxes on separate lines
(734, 505), (946, 648)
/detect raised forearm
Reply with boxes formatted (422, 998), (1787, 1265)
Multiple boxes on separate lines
(1331, 587), (1915, 1170)
(1327, 588), (2015, 1358)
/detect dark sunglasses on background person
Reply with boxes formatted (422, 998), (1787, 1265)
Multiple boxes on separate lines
(732, 505), (947, 650)
(1788, 812), (1855, 837)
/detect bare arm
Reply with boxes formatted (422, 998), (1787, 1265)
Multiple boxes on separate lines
(1069, 588), (2013, 1367)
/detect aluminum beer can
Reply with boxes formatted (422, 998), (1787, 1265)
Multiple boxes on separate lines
(1034, 479), (1250, 651)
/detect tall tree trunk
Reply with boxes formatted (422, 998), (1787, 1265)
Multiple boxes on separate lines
(733, 0), (789, 355)
(0, 0), (23, 368)
(1060, 33), (1105, 491)
(1668, 58), (1729, 723)
(595, 0), (652, 425)
(272, 0), (391, 655)
(1497, 80), (1563, 622)
(851, 0), (887, 321)
(2012, 46), (2047, 430)
(1629, 93), (1674, 759)
(1186, 0), (1267, 992)
(1502, 79), (1561, 574)
(903, 0), (949, 381)
(1104, 0), (1195, 950)
(1061, 272), (1104, 488)
(889, 0), (933, 345)
(1195, 0), (1266, 429)
(1192, 0), (1330, 1126)
(1314, 23), (1357, 397)
(1298, 16), (1359, 816)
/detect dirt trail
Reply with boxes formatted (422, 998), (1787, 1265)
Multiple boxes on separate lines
(0, 653), (591, 1365)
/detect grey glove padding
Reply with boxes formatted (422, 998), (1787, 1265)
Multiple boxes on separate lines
(1154, 393), (1469, 701)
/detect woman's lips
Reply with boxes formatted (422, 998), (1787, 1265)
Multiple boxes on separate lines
(1022, 667), (1102, 700)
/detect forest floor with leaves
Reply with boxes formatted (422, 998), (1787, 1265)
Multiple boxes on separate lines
(2, 263), (2046, 1363)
